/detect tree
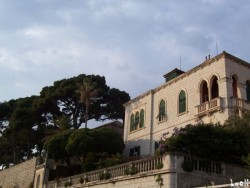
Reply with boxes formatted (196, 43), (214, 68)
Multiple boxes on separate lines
(36, 74), (130, 129)
(0, 97), (43, 165)
(102, 88), (130, 122)
(79, 78), (98, 128)
(44, 130), (74, 167)
(159, 124), (247, 164)
(0, 73), (130, 167)
(44, 128), (124, 169)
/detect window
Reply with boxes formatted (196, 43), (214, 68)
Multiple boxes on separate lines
(130, 113), (135, 131)
(130, 109), (145, 132)
(158, 100), (166, 122)
(246, 80), (250, 102)
(232, 75), (238, 98)
(179, 90), (186, 113)
(211, 76), (219, 99)
(200, 80), (209, 103)
(130, 146), (140, 157)
(139, 109), (144, 128)
(134, 111), (139, 130)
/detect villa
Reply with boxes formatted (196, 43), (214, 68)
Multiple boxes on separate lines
(123, 51), (250, 157)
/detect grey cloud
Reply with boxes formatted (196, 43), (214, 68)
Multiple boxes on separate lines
(1, 0), (250, 102)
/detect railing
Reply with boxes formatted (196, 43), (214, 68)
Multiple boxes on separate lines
(183, 156), (223, 174)
(231, 97), (250, 110)
(46, 155), (163, 187)
(196, 97), (221, 116)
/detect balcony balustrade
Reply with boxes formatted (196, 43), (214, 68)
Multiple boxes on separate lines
(231, 97), (250, 110)
(196, 97), (221, 117)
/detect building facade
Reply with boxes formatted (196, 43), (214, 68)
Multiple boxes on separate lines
(123, 51), (250, 157)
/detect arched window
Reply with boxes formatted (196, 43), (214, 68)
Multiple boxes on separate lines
(134, 111), (139, 130)
(158, 100), (166, 121)
(232, 75), (238, 98)
(246, 80), (250, 102)
(130, 113), (135, 131)
(179, 90), (186, 113)
(139, 109), (144, 128)
(211, 76), (219, 99)
(200, 80), (209, 103)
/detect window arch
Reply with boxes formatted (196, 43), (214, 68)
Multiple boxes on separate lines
(211, 76), (219, 99)
(139, 109), (144, 128)
(130, 113), (135, 131)
(179, 90), (186, 113)
(200, 80), (209, 103)
(246, 80), (250, 102)
(158, 99), (166, 121)
(134, 111), (139, 130)
(232, 75), (238, 98)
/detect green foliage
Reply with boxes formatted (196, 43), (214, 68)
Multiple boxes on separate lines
(0, 73), (130, 168)
(93, 128), (125, 155)
(155, 162), (164, 169)
(161, 123), (248, 164)
(124, 163), (138, 175)
(44, 128), (124, 168)
(64, 180), (72, 187)
(44, 130), (74, 166)
(155, 174), (163, 186)
(99, 171), (111, 180)
(181, 160), (194, 172)
(243, 154), (250, 178)
(66, 128), (96, 157)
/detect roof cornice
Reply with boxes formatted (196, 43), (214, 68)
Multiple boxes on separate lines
(124, 51), (250, 107)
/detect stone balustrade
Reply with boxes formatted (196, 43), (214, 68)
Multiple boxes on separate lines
(231, 97), (250, 110)
(196, 97), (222, 116)
(45, 155), (164, 187)
(44, 153), (247, 188)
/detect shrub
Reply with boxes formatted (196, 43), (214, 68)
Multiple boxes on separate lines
(99, 172), (111, 180)
(182, 160), (194, 172)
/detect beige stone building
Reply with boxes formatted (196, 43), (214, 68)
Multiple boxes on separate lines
(123, 51), (250, 157)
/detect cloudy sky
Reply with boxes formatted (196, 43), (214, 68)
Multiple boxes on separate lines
(1, 0), (250, 103)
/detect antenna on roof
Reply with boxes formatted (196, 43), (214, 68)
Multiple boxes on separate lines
(179, 56), (182, 70)
(216, 42), (219, 55)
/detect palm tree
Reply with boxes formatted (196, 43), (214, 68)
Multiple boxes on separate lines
(80, 78), (98, 128)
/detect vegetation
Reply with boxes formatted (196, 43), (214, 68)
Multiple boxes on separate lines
(156, 113), (250, 165)
(44, 128), (124, 168)
(0, 74), (130, 168)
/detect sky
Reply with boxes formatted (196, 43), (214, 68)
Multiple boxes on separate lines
(1, 0), (250, 103)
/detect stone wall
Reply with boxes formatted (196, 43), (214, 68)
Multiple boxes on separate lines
(0, 158), (37, 188)
(44, 154), (247, 188)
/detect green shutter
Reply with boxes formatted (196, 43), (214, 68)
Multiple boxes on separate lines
(179, 91), (186, 113)
(130, 114), (135, 131)
(159, 100), (166, 121)
(135, 111), (139, 129)
(139, 109), (144, 128)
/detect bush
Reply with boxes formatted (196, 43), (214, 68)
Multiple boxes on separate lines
(64, 180), (72, 187)
(99, 171), (111, 180)
(182, 160), (194, 172)
(124, 164), (138, 175)
(156, 162), (164, 169)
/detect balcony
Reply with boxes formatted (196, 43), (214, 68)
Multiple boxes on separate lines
(196, 97), (222, 117)
(231, 97), (250, 111)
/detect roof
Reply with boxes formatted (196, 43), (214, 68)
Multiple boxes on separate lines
(95, 121), (124, 129)
(124, 51), (250, 107)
